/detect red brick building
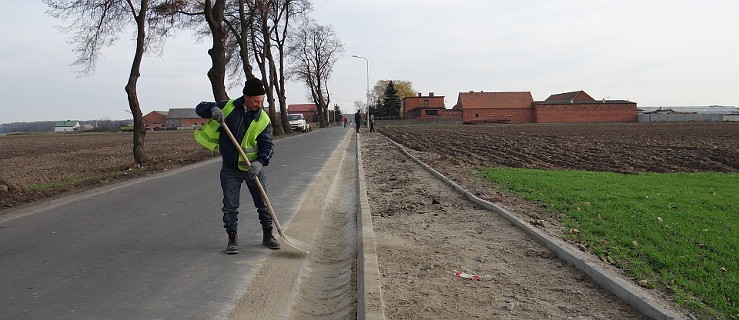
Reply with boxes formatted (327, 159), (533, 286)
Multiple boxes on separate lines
(454, 91), (535, 123)
(452, 90), (637, 124)
(404, 92), (442, 118)
(166, 108), (204, 128)
(534, 91), (637, 123)
(143, 111), (167, 130)
(403, 92), (462, 120)
(287, 103), (318, 123)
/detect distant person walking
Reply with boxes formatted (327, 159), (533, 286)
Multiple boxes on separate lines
(369, 113), (375, 132)
(354, 110), (362, 133)
(343, 117), (348, 128)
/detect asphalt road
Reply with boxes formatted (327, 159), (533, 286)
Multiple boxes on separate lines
(0, 126), (350, 320)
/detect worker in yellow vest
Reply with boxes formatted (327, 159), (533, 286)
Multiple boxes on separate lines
(195, 78), (279, 254)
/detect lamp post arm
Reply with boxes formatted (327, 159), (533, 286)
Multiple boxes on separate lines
(352, 55), (370, 127)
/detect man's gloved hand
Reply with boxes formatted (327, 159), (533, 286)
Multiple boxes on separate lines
(247, 161), (263, 179)
(211, 107), (224, 122)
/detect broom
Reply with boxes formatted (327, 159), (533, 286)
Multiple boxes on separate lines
(220, 121), (310, 254)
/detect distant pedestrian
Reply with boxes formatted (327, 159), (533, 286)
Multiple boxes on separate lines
(355, 110), (362, 133)
(369, 114), (375, 132)
(343, 117), (348, 128)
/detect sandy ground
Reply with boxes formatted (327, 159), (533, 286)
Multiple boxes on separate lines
(360, 131), (655, 320)
(229, 130), (359, 320)
(231, 128), (683, 319)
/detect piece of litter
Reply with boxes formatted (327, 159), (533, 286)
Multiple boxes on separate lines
(453, 270), (481, 280)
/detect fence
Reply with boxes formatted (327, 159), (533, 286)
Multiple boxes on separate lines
(636, 114), (736, 122)
(376, 115), (738, 125)
(375, 119), (463, 127)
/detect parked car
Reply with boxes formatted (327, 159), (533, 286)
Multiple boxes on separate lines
(287, 113), (310, 133)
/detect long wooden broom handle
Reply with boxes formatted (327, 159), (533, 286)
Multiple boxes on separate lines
(219, 121), (287, 236)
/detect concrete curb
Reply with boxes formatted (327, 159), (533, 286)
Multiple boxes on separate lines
(382, 136), (684, 320)
(355, 134), (387, 320)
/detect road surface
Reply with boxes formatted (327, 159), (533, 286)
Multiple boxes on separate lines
(0, 126), (350, 320)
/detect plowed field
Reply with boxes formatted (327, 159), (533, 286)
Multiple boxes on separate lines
(379, 122), (738, 174)
(0, 131), (214, 209)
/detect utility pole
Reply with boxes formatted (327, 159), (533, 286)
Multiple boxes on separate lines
(352, 55), (369, 127)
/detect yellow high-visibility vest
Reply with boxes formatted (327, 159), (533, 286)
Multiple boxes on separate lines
(194, 100), (270, 171)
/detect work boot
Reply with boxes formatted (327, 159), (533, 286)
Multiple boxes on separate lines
(262, 228), (281, 250)
(226, 230), (239, 254)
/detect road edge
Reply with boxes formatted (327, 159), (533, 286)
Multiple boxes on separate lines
(355, 133), (387, 320)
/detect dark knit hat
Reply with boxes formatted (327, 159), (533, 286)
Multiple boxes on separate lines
(243, 78), (266, 96)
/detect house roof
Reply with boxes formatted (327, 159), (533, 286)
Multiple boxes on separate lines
(535, 100), (634, 105)
(545, 90), (594, 102)
(288, 104), (317, 112)
(166, 108), (199, 119)
(144, 111), (168, 117)
(54, 120), (80, 127)
(457, 91), (533, 109)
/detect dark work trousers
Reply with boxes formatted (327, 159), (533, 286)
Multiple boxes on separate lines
(219, 166), (271, 232)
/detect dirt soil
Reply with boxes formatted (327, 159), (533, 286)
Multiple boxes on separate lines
(0, 131), (216, 209)
(362, 132), (644, 319)
(375, 122), (739, 238)
(361, 122), (737, 319)
(356, 124), (739, 319)
(378, 122), (738, 174)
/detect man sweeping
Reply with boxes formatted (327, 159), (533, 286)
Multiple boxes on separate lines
(194, 78), (280, 254)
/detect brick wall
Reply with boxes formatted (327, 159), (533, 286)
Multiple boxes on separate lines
(180, 118), (208, 127)
(143, 112), (167, 130)
(535, 103), (637, 123)
(441, 109), (462, 119)
(403, 95), (445, 118)
(463, 108), (535, 123)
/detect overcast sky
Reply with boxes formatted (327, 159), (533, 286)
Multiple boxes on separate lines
(1, 0), (738, 123)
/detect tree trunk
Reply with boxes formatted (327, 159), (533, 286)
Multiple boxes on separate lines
(274, 2), (292, 135)
(125, 0), (149, 166)
(316, 79), (327, 128)
(237, 0), (255, 80)
(263, 25), (284, 136)
(276, 52), (290, 134)
(204, 0), (229, 102)
(250, 0), (283, 135)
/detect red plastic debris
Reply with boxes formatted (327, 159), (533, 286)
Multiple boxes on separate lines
(453, 270), (481, 280)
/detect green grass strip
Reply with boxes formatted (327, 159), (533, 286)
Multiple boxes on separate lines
(482, 167), (738, 319)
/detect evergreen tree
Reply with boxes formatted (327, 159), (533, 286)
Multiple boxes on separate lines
(382, 81), (402, 119)
(369, 97), (380, 119)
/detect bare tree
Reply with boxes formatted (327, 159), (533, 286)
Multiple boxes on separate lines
(233, 0), (309, 135)
(153, 0), (231, 102)
(202, 0), (230, 101)
(223, 0), (256, 81)
(265, 0), (311, 134)
(247, 0), (282, 134)
(175, 0), (309, 136)
(45, 0), (174, 165)
(288, 18), (343, 128)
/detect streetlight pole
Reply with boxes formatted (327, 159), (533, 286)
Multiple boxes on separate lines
(352, 55), (369, 127)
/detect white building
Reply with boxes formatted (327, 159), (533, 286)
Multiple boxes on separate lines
(54, 120), (81, 132)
